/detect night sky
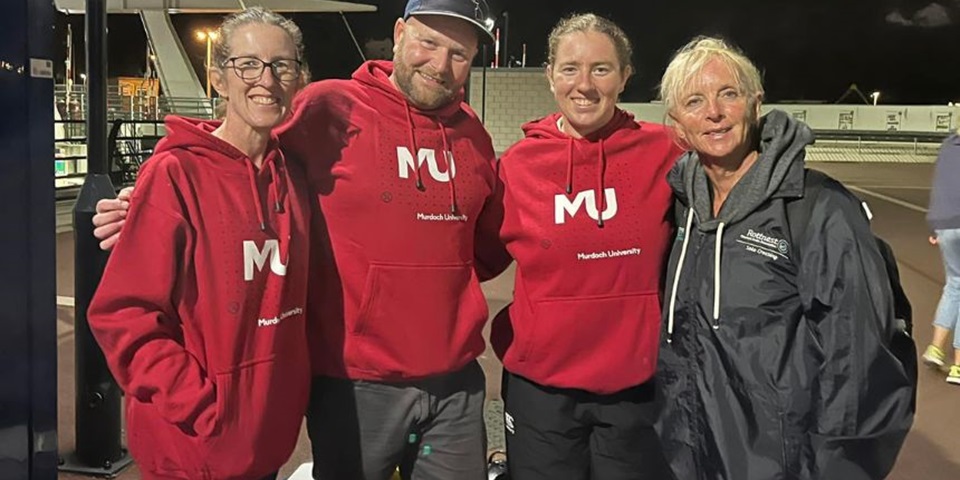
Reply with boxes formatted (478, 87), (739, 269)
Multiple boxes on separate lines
(54, 0), (960, 104)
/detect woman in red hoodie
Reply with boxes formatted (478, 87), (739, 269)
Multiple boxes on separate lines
(492, 13), (681, 479)
(87, 7), (311, 480)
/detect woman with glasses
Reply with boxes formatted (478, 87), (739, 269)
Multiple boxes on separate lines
(88, 7), (311, 479)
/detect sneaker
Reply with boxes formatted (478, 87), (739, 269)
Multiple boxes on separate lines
(923, 344), (946, 367)
(949, 365), (960, 386)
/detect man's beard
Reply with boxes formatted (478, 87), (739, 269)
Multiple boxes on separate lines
(393, 56), (458, 110)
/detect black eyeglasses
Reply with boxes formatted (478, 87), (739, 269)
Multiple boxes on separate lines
(223, 56), (302, 82)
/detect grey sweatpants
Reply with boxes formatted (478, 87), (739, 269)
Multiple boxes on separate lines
(307, 361), (487, 480)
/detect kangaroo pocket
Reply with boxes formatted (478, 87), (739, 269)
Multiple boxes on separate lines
(131, 357), (309, 479)
(126, 400), (194, 478)
(521, 291), (661, 393)
(351, 262), (488, 378)
(126, 398), (218, 479)
(201, 357), (309, 478)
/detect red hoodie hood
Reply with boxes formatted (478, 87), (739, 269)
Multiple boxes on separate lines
(157, 115), (288, 232)
(351, 60), (466, 212)
(512, 108), (640, 228)
(520, 108), (637, 141)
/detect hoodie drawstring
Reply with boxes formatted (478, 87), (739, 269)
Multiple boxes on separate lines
(712, 222), (726, 329)
(274, 152), (292, 266)
(245, 159), (266, 231)
(563, 137), (607, 228)
(665, 214), (726, 340)
(404, 104), (457, 213)
(267, 158), (285, 213)
(667, 208), (695, 343)
(267, 151), (293, 267)
(596, 138), (607, 228)
(246, 150), (290, 233)
(404, 105), (425, 191)
(437, 120), (458, 214)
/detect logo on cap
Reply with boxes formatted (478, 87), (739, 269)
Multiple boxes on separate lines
(472, 0), (484, 21)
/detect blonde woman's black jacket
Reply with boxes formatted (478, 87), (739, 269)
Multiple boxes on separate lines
(656, 110), (914, 480)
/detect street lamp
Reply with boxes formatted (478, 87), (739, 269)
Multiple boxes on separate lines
(870, 91), (881, 106)
(195, 29), (219, 98)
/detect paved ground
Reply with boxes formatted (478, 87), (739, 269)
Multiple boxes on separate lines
(55, 160), (959, 479)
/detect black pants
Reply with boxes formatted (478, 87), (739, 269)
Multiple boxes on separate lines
(502, 370), (674, 480)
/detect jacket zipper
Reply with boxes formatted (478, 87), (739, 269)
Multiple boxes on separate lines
(778, 410), (789, 478)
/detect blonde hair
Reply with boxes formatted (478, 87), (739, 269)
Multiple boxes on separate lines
(659, 36), (763, 117)
(547, 13), (633, 75)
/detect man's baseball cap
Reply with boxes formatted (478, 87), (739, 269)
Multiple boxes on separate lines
(404, 0), (496, 43)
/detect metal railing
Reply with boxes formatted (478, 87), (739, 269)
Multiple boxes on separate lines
(811, 129), (948, 156)
(54, 84), (217, 195)
(55, 118), (164, 195)
(55, 84), (217, 121)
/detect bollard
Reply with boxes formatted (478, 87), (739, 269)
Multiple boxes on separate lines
(58, 0), (132, 474)
(59, 174), (133, 475)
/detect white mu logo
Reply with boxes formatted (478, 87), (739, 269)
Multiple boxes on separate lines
(397, 146), (456, 183)
(243, 239), (287, 281)
(555, 188), (618, 224)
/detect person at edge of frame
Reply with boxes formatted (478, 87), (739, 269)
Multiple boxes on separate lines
(88, 7), (312, 480)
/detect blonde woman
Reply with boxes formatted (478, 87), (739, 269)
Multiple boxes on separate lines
(655, 37), (913, 480)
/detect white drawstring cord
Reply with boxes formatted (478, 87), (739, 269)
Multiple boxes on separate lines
(712, 222), (726, 329)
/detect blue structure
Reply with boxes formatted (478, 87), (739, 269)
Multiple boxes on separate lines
(0, 0), (58, 477)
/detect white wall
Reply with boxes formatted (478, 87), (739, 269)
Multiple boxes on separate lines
(468, 68), (555, 153)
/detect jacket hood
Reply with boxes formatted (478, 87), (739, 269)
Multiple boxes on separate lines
(352, 60), (465, 120)
(667, 109), (813, 231)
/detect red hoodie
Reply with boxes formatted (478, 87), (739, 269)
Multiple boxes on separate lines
(492, 110), (682, 394)
(88, 116), (311, 479)
(279, 60), (510, 381)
